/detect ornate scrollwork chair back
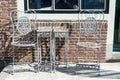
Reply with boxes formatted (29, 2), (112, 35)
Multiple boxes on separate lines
(10, 10), (36, 38)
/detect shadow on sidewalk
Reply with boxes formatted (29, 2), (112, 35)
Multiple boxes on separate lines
(56, 65), (120, 79)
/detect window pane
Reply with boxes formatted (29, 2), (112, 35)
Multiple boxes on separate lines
(28, 0), (52, 10)
(81, 0), (105, 10)
(55, 0), (79, 10)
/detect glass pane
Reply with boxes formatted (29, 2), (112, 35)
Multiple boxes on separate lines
(81, 0), (105, 10)
(28, 0), (52, 10)
(55, 0), (79, 10)
(113, 0), (120, 52)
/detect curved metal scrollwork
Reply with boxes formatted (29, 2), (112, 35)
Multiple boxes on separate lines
(83, 17), (96, 36)
(17, 16), (32, 35)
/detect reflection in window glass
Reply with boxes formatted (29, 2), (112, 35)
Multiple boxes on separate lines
(81, 0), (105, 10)
(55, 0), (78, 10)
(28, 0), (52, 10)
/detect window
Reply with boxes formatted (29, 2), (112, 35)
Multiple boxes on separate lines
(24, 0), (109, 13)
(28, 0), (52, 10)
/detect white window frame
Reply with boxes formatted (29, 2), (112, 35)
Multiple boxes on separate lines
(18, 0), (108, 20)
(26, 0), (107, 11)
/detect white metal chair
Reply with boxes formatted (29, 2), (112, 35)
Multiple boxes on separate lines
(10, 10), (38, 73)
(76, 10), (104, 76)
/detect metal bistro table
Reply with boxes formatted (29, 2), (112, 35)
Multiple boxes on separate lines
(37, 26), (69, 72)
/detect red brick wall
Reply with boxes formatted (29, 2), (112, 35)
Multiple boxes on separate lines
(0, 0), (107, 63)
(0, 0), (17, 62)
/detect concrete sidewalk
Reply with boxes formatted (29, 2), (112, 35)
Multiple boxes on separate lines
(0, 63), (120, 80)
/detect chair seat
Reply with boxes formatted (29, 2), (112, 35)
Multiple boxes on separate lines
(77, 42), (101, 48)
(11, 41), (36, 47)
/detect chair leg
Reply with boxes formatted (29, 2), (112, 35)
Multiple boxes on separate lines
(76, 47), (79, 64)
(98, 65), (100, 76)
(12, 46), (15, 75)
(97, 48), (101, 76)
(38, 45), (42, 72)
(33, 47), (38, 72)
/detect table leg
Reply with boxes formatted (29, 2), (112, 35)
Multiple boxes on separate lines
(50, 31), (55, 72)
(52, 37), (55, 72)
(37, 34), (43, 72)
(65, 32), (69, 68)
